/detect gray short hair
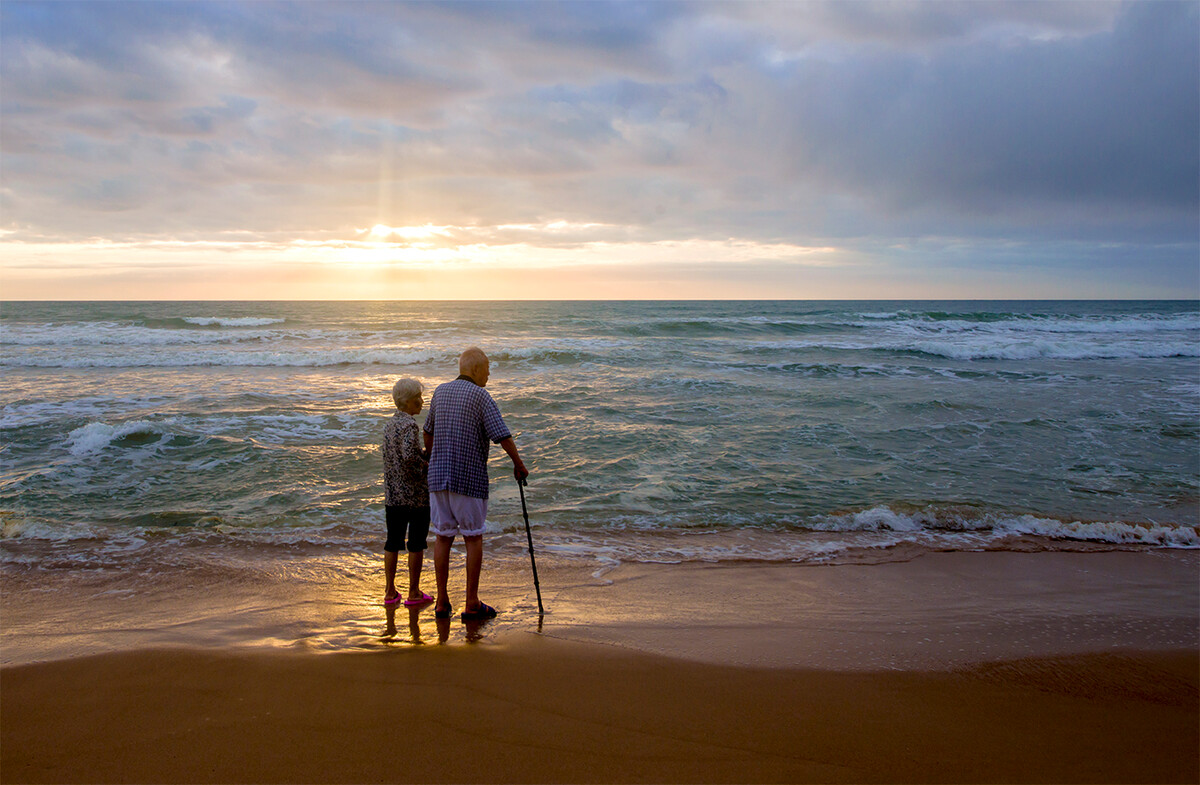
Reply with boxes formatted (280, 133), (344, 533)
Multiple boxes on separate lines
(459, 346), (488, 376)
(391, 378), (423, 410)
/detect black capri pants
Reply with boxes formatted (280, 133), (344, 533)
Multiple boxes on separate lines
(385, 505), (431, 553)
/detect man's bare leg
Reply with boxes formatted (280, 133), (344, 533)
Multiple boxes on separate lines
(434, 535), (453, 613)
(464, 534), (483, 611)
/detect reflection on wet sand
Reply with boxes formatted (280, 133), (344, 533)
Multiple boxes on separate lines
(462, 616), (492, 642)
(380, 604), (429, 645)
(379, 602), (494, 646)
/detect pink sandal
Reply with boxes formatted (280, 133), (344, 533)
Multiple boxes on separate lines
(403, 592), (435, 608)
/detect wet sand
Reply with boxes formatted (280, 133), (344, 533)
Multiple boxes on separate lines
(2, 641), (1197, 784)
(2, 550), (1198, 783)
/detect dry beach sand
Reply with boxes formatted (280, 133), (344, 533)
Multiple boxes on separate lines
(2, 551), (1198, 783)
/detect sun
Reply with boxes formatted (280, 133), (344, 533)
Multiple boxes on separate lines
(364, 223), (455, 242)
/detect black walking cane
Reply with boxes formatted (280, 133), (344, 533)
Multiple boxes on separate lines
(517, 477), (545, 616)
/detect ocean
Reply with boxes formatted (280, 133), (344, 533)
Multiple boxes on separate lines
(2, 300), (1198, 592)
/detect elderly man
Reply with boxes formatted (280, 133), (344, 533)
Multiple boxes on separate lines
(423, 347), (529, 621)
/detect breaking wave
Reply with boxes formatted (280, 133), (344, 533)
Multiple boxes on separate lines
(813, 505), (1199, 548)
(66, 420), (170, 455)
(1, 347), (443, 368)
(181, 316), (286, 327)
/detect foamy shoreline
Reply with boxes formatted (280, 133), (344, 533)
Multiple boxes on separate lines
(3, 550), (1196, 669)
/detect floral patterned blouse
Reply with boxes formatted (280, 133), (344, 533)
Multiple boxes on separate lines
(382, 412), (429, 508)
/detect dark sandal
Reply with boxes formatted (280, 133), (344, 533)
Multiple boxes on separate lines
(460, 602), (497, 620)
(435, 602), (453, 619)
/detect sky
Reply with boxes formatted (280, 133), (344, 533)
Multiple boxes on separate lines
(1, 0), (1197, 300)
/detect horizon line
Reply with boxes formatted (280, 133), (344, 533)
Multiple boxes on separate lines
(3, 297), (1197, 304)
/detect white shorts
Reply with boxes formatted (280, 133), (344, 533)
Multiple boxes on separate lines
(429, 491), (488, 538)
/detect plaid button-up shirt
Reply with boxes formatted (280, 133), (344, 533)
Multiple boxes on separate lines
(424, 376), (512, 499)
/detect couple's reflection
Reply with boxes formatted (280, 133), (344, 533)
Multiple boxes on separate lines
(382, 602), (431, 644)
(383, 602), (490, 644)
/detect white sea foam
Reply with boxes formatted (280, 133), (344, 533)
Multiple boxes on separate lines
(0, 323), (274, 346)
(4, 505), (1196, 569)
(0, 397), (134, 429)
(0, 347), (442, 368)
(853, 311), (1200, 332)
(205, 412), (375, 443)
(898, 316), (1199, 335)
(1005, 316), (1200, 334)
(817, 506), (932, 532)
(66, 421), (166, 455)
(492, 340), (630, 363)
(810, 506), (1198, 547)
(0, 323), (421, 349)
(0, 513), (108, 543)
(906, 339), (1200, 361)
(747, 337), (1200, 361)
(182, 316), (286, 327)
(995, 515), (1200, 547)
(503, 505), (1200, 573)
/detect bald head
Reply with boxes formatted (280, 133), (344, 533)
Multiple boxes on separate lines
(459, 347), (490, 387)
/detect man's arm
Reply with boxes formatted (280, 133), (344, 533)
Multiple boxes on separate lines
(423, 430), (433, 460)
(499, 437), (529, 483)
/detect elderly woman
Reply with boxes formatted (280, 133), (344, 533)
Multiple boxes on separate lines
(381, 377), (432, 607)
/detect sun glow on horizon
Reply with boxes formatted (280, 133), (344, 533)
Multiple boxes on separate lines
(1, 221), (844, 265)
(363, 223), (454, 241)
(0, 231), (849, 300)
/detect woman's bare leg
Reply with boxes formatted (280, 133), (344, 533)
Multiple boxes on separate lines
(383, 550), (399, 602)
(406, 550), (424, 600)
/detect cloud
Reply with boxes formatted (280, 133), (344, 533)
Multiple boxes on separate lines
(0, 0), (1196, 297)
(774, 2), (1196, 222)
